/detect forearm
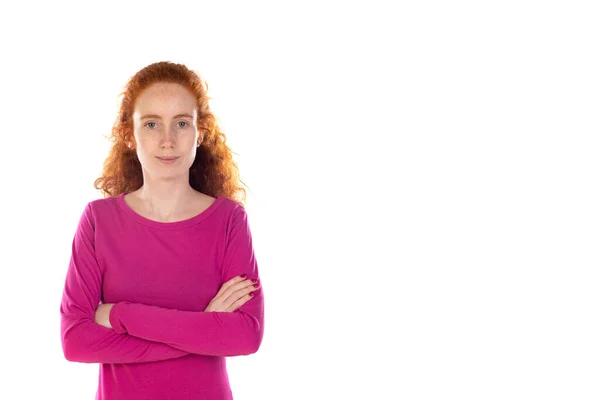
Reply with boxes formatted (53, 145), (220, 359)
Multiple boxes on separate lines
(61, 316), (190, 364)
(110, 301), (264, 357)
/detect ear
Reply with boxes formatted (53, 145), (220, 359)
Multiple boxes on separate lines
(127, 135), (137, 150)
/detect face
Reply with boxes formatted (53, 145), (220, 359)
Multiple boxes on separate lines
(131, 82), (203, 181)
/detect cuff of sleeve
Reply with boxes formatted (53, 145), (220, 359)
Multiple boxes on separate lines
(109, 302), (129, 334)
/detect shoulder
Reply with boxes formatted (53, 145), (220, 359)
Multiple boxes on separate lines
(82, 195), (121, 222)
(217, 198), (254, 237)
(192, 191), (246, 222)
(217, 196), (248, 218)
(88, 195), (119, 211)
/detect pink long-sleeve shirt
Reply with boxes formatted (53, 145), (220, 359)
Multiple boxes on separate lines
(59, 193), (264, 399)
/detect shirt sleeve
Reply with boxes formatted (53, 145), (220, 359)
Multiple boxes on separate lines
(108, 205), (265, 357)
(60, 203), (191, 364)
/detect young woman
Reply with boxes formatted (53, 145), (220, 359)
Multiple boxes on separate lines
(59, 61), (264, 399)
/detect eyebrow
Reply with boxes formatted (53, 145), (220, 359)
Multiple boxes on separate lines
(140, 113), (195, 120)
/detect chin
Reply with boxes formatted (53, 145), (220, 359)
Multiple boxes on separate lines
(146, 169), (188, 181)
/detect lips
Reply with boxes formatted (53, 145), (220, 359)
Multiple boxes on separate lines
(156, 156), (179, 160)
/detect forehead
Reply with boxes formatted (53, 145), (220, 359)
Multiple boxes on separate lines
(133, 82), (197, 117)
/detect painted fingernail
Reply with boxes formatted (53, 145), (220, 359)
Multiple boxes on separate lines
(249, 291), (255, 297)
(251, 278), (258, 283)
(253, 283), (259, 288)
(240, 274), (247, 279)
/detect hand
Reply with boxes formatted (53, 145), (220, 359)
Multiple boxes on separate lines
(95, 303), (115, 329)
(204, 275), (259, 312)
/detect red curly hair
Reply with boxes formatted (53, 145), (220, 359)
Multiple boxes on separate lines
(94, 61), (248, 207)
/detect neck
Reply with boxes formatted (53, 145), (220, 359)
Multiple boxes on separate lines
(134, 179), (197, 221)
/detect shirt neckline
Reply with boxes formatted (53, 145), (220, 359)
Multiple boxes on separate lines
(116, 192), (225, 230)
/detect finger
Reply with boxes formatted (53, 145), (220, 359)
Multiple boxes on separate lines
(225, 292), (256, 312)
(215, 275), (248, 297)
(213, 278), (257, 310)
(224, 282), (259, 306)
(231, 279), (258, 293)
(219, 278), (257, 301)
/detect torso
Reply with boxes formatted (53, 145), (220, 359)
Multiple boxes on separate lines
(123, 190), (217, 223)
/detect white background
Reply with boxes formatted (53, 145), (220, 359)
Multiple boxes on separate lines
(0, 1), (599, 399)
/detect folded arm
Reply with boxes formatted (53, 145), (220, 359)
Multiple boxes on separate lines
(109, 205), (265, 357)
(60, 203), (190, 364)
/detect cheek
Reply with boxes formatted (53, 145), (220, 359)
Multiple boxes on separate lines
(136, 137), (156, 153)
(135, 145), (154, 164)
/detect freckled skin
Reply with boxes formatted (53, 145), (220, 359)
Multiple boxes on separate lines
(131, 82), (203, 183)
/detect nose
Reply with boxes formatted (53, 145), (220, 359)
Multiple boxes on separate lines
(160, 129), (176, 148)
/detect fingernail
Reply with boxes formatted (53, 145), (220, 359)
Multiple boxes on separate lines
(240, 274), (247, 279)
(253, 283), (259, 288)
(251, 278), (258, 283)
(249, 291), (255, 297)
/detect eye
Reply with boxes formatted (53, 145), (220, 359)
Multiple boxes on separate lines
(178, 121), (188, 128)
(145, 122), (157, 129)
